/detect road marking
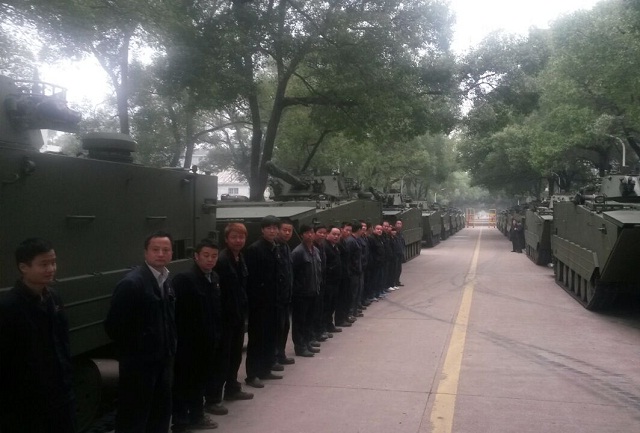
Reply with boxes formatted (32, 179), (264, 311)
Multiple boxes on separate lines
(428, 228), (482, 433)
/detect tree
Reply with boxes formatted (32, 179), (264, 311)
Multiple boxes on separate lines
(155, 0), (459, 199)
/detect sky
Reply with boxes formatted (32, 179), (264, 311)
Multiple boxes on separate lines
(40, 0), (603, 106)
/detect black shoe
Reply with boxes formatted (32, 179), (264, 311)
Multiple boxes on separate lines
(278, 357), (295, 365)
(309, 341), (321, 347)
(271, 363), (284, 371)
(362, 300), (372, 307)
(259, 372), (283, 380)
(307, 346), (320, 353)
(295, 349), (314, 357)
(347, 316), (357, 322)
(204, 402), (229, 416)
(355, 312), (364, 317)
(316, 335), (328, 342)
(224, 390), (254, 401)
(245, 377), (264, 388)
(398, 283), (404, 286)
(327, 332), (334, 338)
(327, 325), (342, 333)
(336, 321), (352, 327)
(188, 415), (218, 429)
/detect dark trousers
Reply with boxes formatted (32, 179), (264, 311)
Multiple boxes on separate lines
(335, 277), (352, 323)
(276, 303), (291, 362)
(116, 357), (173, 433)
(206, 322), (245, 403)
(349, 274), (362, 315)
(394, 257), (403, 285)
(172, 383), (204, 426)
(0, 401), (76, 433)
(291, 295), (316, 350)
(323, 283), (338, 329)
(313, 286), (325, 336)
(246, 304), (277, 380)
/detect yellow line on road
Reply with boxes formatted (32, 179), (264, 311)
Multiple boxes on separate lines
(428, 228), (482, 433)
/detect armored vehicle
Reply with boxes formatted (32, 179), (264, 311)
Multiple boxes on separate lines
(217, 163), (382, 248)
(551, 175), (640, 310)
(440, 208), (452, 240)
(419, 204), (442, 247)
(0, 76), (218, 429)
(524, 205), (553, 265)
(369, 189), (422, 260)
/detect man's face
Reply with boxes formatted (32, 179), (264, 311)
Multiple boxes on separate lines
(262, 224), (279, 242)
(327, 228), (341, 244)
(279, 223), (293, 242)
(145, 237), (173, 270)
(383, 222), (391, 233)
(374, 225), (383, 236)
(341, 225), (352, 238)
(226, 230), (246, 253)
(195, 246), (218, 273)
(395, 220), (403, 230)
(19, 249), (57, 288)
(361, 223), (367, 233)
(302, 229), (315, 245)
(315, 228), (327, 242)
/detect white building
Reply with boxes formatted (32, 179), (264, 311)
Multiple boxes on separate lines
(217, 169), (250, 200)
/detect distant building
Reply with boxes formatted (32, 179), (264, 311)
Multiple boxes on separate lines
(217, 169), (250, 200)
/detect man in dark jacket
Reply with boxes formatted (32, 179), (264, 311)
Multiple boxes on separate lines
(291, 224), (322, 357)
(322, 226), (343, 334)
(345, 220), (363, 319)
(244, 215), (284, 388)
(394, 220), (406, 287)
(206, 223), (253, 414)
(105, 231), (177, 433)
(171, 239), (221, 432)
(274, 219), (295, 369)
(0, 238), (76, 433)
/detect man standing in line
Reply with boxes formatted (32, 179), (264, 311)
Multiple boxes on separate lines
(105, 231), (177, 433)
(394, 219), (406, 287)
(291, 225), (323, 357)
(275, 219), (295, 368)
(312, 224), (330, 342)
(171, 239), (221, 432)
(0, 238), (76, 433)
(322, 226), (343, 334)
(369, 224), (386, 300)
(345, 220), (364, 320)
(244, 216), (284, 388)
(335, 222), (354, 327)
(381, 221), (395, 293)
(206, 223), (253, 415)
(205, 223), (253, 415)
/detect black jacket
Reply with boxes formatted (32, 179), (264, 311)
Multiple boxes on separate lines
(172, 264), (222, 372)
(104, 264), (177, 364)
(215, 249), (249, 328)
(322, 240), (342, 286)
(277, 241), (293, 304)
(368, 234), (385, 265)
(291, 244), (322, 297)
(245, 238), (281, 308)
(0, 281), (74, 417)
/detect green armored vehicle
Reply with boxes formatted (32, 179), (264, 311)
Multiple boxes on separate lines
(0, 76), (218, 428)
(217, 162), (382, 247)
(551, 175), (640, 310)
(524, 205), (553, 265)
(419, 204), (442, 247)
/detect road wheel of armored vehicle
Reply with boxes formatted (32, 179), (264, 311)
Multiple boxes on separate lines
(555, 261), (616, 310)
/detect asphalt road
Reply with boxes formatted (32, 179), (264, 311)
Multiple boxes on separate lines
(106, 226), (640, 433)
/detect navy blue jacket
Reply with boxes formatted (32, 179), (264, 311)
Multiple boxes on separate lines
(0, 281), (74, 418)
(104, 264), (177, 364)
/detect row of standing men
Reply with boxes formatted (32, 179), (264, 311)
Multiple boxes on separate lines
(0, 216), (406, 433)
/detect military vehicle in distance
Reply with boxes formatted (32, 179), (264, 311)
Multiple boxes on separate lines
(217, 162), (382, 248)
(551, 174), (640, 310)
(523, 196), (572, 266)
(419, 203), (442, 247)
(0, 75), (218, 430)
(368, 189), (422, 260)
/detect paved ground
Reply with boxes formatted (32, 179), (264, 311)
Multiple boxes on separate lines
(105, 227), (640, 432)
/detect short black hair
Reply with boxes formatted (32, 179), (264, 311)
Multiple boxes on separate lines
(314, 223), (327, 232)
(280, 217), (294, 226)
(299, 224), (314, 234)
(261, 215), (281, 228)
(195, 238), (218, 254)
(15, 238), (54, 268)
(144, 231), (173, 249)
(351, 220), (362, 233)
(341, 221), (352, 228)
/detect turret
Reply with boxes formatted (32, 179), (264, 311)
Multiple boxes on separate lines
(266, 160), (351, 201)
(1, 76), (81, 149)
